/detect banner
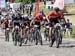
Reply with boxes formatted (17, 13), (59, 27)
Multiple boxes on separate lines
(10, 3), (21, 10)
(34, 0), (40, 17)
(53, 0), (64, 10)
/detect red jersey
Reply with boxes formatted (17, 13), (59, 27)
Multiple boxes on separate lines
(48, 11), (64, 19)
(34, 16), (44, 22)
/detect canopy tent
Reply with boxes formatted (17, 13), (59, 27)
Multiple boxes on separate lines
(0, 0), (6, 8)
(64, 0), (74, 4)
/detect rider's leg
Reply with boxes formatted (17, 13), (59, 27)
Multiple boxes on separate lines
(49, 27), (53, 41)
(5, 28), (7, 41)
(12, 28), (14, 39)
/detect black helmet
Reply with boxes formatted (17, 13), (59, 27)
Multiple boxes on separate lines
(54, 7), (60, 12)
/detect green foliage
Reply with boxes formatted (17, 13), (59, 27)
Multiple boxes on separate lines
(72, 26), (75, 38)
(14, 0), (35, 4)
(14, 0), (22, 3)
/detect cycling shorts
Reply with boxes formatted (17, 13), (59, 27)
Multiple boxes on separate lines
(33, 21), (41, 29)
(49, 18), (59, 27)
(14, 22), (20, 27)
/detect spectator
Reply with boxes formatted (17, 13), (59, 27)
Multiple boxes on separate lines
(60, 19), (66, 37)
(65, 19), (72, 37)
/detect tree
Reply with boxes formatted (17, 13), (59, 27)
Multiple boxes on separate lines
(14, 0), (35, 4)
(14, 0), (22, 3)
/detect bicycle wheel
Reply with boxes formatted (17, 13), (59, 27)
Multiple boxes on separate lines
(35, 32), (39, 45)
(24, 34), (29, 44)
(7, 32), (9, 41)
(19, 38), (24, 46)
(38, 32), (43, 45)
(44, 29), (49, 41)
(35, 30), (43, 45)
(49, 34), (55, 47)
(5, 31), (9, 41)
(28, 32), (33, 43)
(55, 30), (60, 48)
(14, 33), (18, 46)
(12, 32), (15, 41)
(47, 29), (49, 41)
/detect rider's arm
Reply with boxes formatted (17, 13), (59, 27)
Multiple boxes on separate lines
(46, 11), (53, 23)
(46, 16), (50, 23)
(40, 16), (44, 25)
(2, 20), (5, 26)
(30, 20), (34, 26)
(60, 12), (66, 23)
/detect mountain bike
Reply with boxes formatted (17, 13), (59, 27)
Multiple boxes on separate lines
(49, 23), (62, 48)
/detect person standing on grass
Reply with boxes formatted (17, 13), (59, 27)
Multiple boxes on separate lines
(65, 19), (72, 38)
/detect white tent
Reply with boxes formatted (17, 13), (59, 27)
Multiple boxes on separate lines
(64, 0), (74, 4)
(0, 0), (6, 8)
(10, 3), (21, 10)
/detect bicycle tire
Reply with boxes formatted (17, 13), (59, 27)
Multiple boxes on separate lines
(55, 30), (61, 48)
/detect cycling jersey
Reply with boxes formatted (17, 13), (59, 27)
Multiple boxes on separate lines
(48, 11), (64, 20)
(47, 11), (64, 27)
(12, 17), (22, 27)
(34, 16), (44, 25)
(4, 19), (9, 28)
(33, 16), (44, 30)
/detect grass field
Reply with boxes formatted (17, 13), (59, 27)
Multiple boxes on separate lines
(72, 26), (75, 38)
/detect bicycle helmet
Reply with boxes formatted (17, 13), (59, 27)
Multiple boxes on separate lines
(54, 7), (60, 12)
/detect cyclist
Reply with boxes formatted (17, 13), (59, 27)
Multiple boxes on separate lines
(12, 13), (22, 41)
(30, 13), (44, 32)
(12, 13), (22, 29)
(2, 14), (11, 41)
(30, 12), (44, 45)
(65, 19), (72, 37)
(2, 14), (11, 29)
(47, 7), (65, 41)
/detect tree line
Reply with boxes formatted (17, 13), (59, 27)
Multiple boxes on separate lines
(14, 0), (36, 4)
